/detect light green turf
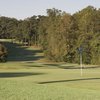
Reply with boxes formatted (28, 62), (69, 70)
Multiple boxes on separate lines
(0, 40), (100, 100)
(0, 61), (100, 100)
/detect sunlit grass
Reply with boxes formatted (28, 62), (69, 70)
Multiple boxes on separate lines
(0, 62), (100, 100)
(0, 40), (100, 100)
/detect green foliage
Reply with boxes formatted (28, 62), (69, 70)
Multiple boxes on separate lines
(0, 43), (8, 62)
(0, 6), (99, 64)
(73, 6), (100, 64)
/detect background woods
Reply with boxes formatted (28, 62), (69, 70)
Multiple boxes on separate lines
(0, 6), (100, 64)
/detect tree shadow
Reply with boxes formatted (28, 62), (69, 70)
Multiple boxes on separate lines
(44, 64), (100, 69)
(25, 65), (44, 67)
(3, 41), (44, 62)
(44, 64), (60, 67)
(59, 66), (100, 69)
(38, 78), (100, 84)
(0, 72), (45, 78)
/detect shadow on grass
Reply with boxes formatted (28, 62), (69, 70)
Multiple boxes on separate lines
(61, 66), (100, 69)
(0, 72), (45, 78)
(25, 65), (43, 67)
(38, 78), (100, 84)
(3, 41), (44, 62)
(44, 64), (60, 66)
(44, 64), (100, 69)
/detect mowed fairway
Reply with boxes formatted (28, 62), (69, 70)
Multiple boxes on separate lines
(0, 41), (100, 100)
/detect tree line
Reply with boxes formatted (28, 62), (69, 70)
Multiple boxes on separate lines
(0, 6), (100, 64)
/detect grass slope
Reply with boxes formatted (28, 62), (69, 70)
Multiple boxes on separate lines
(0, 40), (100, 100)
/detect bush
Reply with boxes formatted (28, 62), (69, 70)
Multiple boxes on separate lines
(0, 43), (8, 62)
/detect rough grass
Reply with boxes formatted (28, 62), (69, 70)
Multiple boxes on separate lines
(0, 40), (100, 100)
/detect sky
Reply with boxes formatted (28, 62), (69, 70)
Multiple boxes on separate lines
(0, 0), (99, 20)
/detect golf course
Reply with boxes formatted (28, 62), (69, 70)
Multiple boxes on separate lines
(0, 40), (100, 100)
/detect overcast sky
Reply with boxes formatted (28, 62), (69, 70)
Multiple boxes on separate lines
(0, 0), (99, 19)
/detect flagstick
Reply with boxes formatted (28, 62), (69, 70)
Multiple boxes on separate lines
(80, 52), (83, 76)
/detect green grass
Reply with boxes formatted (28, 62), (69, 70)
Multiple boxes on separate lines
(0, 67), (100, 100)
(0, 40), (100, 100)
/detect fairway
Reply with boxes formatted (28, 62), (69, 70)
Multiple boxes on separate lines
(0, 41), (100, 100)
